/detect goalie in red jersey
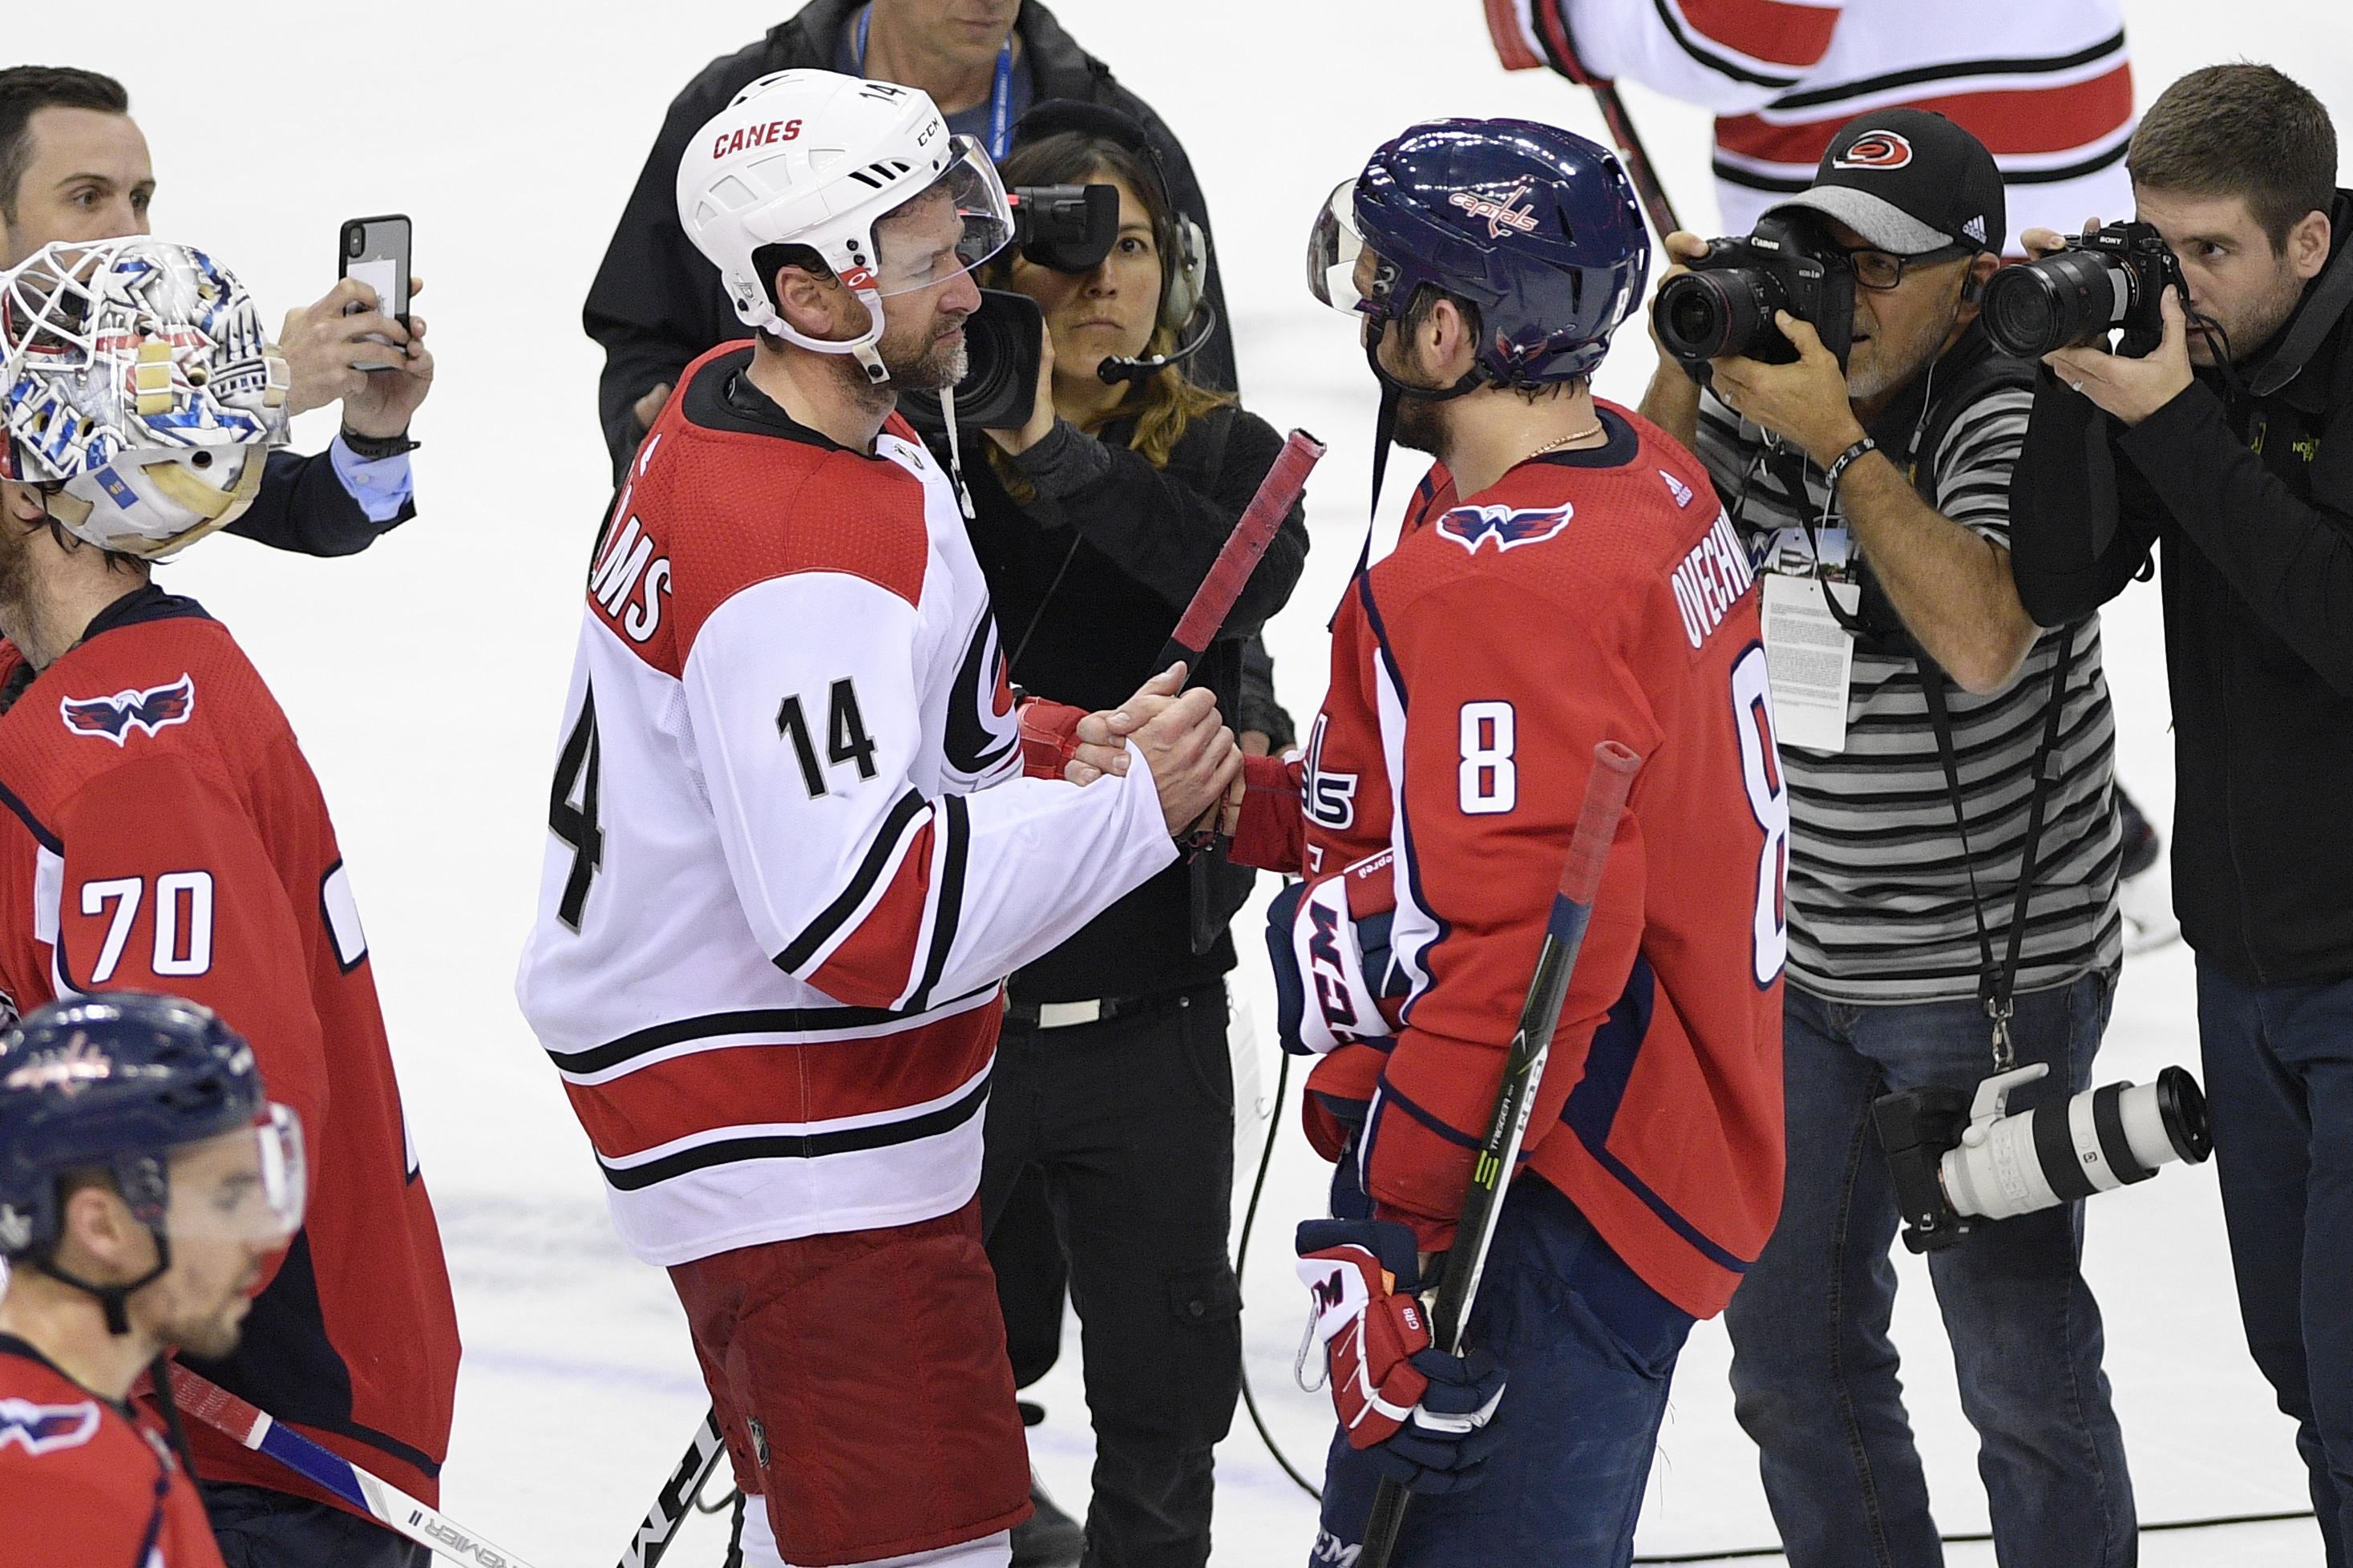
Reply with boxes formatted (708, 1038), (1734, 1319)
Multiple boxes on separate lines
(1077, 121), (1789, 1567)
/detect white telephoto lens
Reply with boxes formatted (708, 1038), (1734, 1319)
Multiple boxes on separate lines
(1941, 1109), (2061, 1222)
(1940, 1067), (2212, 1225)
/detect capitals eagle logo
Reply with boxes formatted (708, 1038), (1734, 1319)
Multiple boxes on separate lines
(0, 1398), (101, 1456)
(1435, 502), (1574, 555)
(59, 674), (196, 746)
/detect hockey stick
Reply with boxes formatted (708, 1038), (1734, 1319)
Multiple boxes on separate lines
(1589, 83), (1683, 241)
(616, 1408), (730, 1568)
(1356, 741), (1643, 1568)
(1157, 427), (1324, 673)
(164, 1364), (545, 1568)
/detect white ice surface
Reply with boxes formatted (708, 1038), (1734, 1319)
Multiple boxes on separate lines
(11, 2), (2353, 1562)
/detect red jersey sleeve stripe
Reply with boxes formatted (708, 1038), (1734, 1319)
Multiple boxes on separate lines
(798, 813), (944, 1010)
(774, 787), (929, 976)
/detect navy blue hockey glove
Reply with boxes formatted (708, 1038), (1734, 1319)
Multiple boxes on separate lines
(1296, 1216), (1507, 1495)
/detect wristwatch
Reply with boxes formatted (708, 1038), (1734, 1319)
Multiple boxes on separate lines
(339, 426), (420, 461)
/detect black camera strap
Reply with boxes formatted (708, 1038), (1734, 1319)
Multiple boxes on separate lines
(1919, 630), (2080, 1073)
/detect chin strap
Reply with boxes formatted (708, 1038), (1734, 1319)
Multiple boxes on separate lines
(36, 1229), (171, 1336)
(1344, 321), (1487, 605)
(752, 287), (893, 385)
(936, 385), (976, 520)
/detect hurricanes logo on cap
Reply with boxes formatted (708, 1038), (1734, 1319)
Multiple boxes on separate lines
(1835, 131), (1914, 171)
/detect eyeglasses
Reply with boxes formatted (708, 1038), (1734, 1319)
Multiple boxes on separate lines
(1842, 242), (1974, 292)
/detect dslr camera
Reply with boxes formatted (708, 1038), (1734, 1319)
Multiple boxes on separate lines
(1981, 220), (2189, 359)
(1874, 1061), (2212, 1253)
(1652, 213), (1857, 370)
(896, 184), (1117, 437)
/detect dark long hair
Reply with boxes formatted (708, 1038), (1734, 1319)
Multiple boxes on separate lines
(986, 131), (1231, 484)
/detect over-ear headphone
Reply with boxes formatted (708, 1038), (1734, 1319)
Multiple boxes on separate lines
(1009, 99), (1207, 337)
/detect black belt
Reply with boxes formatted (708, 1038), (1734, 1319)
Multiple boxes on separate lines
(1001, 987), (1204, 1033)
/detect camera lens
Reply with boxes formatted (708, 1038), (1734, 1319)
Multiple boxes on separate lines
(1654, 269), (1778, 364)
(2151, 1065), (2213, 1162)
(1983, 250), (2129, 357)
(346, 227), (365, 259)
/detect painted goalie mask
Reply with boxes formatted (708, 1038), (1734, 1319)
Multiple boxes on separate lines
(0, 239), (289, 560)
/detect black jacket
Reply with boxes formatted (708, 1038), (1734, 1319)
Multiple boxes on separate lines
(2011, 191), (2353, 984)
(583, 0), (1239, 473)
(968, 404), (1308, 1002)
(235, 449), (410, 556)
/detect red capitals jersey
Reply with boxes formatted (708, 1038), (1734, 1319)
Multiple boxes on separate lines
(1241, 406), (1785, 1318)
(0, 1335), (224, 1568)
(0, 590), (459, 1514)
(516, 346), (1173, 1266)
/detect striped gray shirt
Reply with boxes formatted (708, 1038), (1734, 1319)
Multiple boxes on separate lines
(1696, 382), (2121, 1004)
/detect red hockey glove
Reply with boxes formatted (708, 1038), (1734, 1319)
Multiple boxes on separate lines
(1017, 698), (1086, 780)
(1296, 1217), (1507, 1496)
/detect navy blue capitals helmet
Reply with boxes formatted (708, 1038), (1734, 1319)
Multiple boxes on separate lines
(1309, 119), (1649, 386)
(0, 993), (263, 1260)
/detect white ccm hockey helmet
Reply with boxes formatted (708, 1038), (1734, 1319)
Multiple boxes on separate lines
(0, 239), (288, 560)
(677, 68), (1015, 383)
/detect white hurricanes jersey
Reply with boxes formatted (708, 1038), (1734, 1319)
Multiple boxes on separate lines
(516, 346), (1174, 1266)
(1488, 0), (2133, 246)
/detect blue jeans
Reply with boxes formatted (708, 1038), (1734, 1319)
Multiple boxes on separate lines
(2197, 961), (2353, 1567)
(1311, 1177), (1693, 1568)
(1723, 974), (2135, 1568)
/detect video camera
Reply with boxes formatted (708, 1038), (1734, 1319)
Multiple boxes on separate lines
(896, 183), (1117, 437)
(1981, 221), (2189, 360)
(1874, 1061), (2212, 1253)
(1652, 214), (1858, 370)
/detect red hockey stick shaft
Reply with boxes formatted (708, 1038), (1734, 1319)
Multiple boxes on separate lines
(1156, 429), (1324, 673)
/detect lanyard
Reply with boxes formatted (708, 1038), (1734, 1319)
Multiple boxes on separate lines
(855, 6), (1016, 160)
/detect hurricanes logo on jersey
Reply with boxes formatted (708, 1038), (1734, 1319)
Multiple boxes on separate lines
(0, 1398), (100, 1456)
(58, 675), (195, 746)
(1435, 502), (1573, 555)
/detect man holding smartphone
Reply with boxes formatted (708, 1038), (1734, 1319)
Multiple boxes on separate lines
(0, 65), (435, 558)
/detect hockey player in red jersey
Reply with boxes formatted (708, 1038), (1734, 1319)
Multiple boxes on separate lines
(0, 240), (458, 1568)
(515, 70), (1240, 1568)
(1081, 121), (1789, 1566)
(0, 994), (307, 1568)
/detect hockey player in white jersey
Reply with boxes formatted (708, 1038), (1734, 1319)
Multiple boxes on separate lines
(515, 69), (1240, 1568)
(1484, 0), (2134, 243)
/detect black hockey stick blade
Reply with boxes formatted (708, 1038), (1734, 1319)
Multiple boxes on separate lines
(617, 1407), (728, 1568)
(1590, 83), (1682, 240)
(1356, 742), (1643, 1568)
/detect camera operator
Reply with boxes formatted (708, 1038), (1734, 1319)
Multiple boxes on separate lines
(2008, 63), (2353, 1559)
(0, 67), (431, 559)
(952, 105), (1306, 1568)
(1639, 110), (2134, 1567)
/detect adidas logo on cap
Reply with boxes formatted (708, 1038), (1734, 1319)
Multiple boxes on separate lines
(1963, 215), (1987, 244)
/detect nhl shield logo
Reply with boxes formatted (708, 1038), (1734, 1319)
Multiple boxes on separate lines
(1435, 502), (1574, 555)
(59, 673), (196, 746)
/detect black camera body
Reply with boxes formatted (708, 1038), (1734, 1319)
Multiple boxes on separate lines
(1653, 214), (1858, 370)
(1982, 221), (2189, 359)
(1874, 1061), (2212, 1254)
(1009, 183), (1120, 273)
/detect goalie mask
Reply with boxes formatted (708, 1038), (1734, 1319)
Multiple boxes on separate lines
(0, 239), (289, 560)
(677, 68), (1014, 384)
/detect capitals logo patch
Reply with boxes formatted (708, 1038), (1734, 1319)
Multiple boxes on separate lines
(1449, 182), (1541, 240)
(0, 1398), (101, 1456)
(59, 674), (195, 746)
(1834, 131), (1914, 170)
(1435, 502), (1573, 555)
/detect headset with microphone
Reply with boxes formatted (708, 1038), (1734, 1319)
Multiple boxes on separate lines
(1007, 99), (1215, 386)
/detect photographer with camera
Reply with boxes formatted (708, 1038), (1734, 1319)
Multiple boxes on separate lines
(2007, 64), (2353, 1561)
(944, 102), (1306, 1568)
(1639, 110), (2137, 1567)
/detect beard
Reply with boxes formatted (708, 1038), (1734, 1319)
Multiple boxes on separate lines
(879, 320), (969, 394)
(0, 507), (39, 653)
(2198, 265), (2308, 366)
(1391, 392), (1448, 456)
(164, 1291), (249, 1360)
(1845, 303), (1953, 403)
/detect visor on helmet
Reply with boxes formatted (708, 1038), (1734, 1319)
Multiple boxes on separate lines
(165, 1102), (305, 1247)
(1307, 180), (1397, 317)
(867, 137), (1014, 299)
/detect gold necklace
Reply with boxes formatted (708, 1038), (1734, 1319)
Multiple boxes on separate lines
(1518, 422), (1605, 466)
